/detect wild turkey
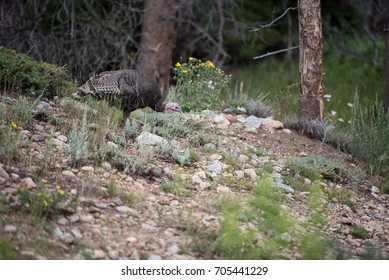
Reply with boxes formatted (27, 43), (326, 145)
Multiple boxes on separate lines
(74, 69), (181, 119)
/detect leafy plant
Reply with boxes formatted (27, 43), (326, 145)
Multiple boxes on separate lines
(66, 113), (89, 167)
(350, 95), (389, 175)
(173, 57), (231, 111)
(0, 46), (75, 96)
(286, 155), (346, 182)
(351, 226), (369, 239)
(17, 180), (75, 216)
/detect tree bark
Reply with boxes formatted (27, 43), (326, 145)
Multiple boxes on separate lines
(298, 0), (324, 121)
(138, 0), (176, 100)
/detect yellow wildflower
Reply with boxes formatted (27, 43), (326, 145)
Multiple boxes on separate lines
(189, 57), (195, 61)
(206, 60), (215, 68)
(10, 121), (18, 129)
(182, 69), (188, 74)
(41, 179), (47, 184)
(59, 190), (65, 195)
(98, 219), (106, 226)
(43, 200), (48, 207)
(179, 167), (184, 172)
(226, 173), (233, 177)
(175, 62), (181, 67)
(25, 203), (30, 208)
(37, 192), (42, 197)
(200, 62), (205, 67)
(55, 185), (61, 190)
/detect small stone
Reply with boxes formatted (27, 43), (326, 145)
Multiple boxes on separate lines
(340, 218), (352, 225)
(31, 134), (45, 142)
(79, 214), (94, 223)
(208, 154), (222, 161)
(238, 154), (249, 162)
(207, 160), (223, 173)
(94, 202), (107, 209)
(213, 114), (228, 124)
(245, 115), (264, 128)
(371, 186), (380, 194)
(107, 141), (118, 149)
(148, 254), (162, 260)
(236, 107), (246, 114)
(197, 171), (206, 179)
(217, 186), (232, 193)
(129, 249), (140, 260)
(244, 127), (258, 133)
(62, 170), (77, 178)
(126, 236), (138, 244)
(69, 214), (80, 223)
(0, 166), (10, 180)
(167, 245), (180, 254)
(4, 224), (17, 233)
(136, 131), (169, 146)
(0, 177), (5, 185)
(116, 206), (136, 214)
(262, 118), (283, 129)
(108, 250), (119, 260)
(53, 227), (64, 239)
(234, 170), (245, 178)
(71, 228), (83, 239)
(57, 135), (68, 143)
(304, 178), (312, 185)
(101, 162), (112, 171)
(81, 166), (94, 172)
(11, 173), (20, 180)
(93, 249), (106, 260)
(141, 223), (158, 233)
(103, 172), (110, 178)
(282, 128), (292, 134)
(192, 175), (203, 185)
(57, 217), (69, 226)
(244, 168), (258, 180)
(21, 177), (36, 189)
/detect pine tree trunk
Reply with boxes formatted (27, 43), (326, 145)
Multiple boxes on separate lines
(298, 0), (324, 121)
(138, 0), (176, 100)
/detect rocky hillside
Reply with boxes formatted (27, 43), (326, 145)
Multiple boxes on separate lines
(0, 93), (388, 260)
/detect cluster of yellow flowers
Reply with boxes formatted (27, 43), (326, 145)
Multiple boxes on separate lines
(175, 57), (215, 74)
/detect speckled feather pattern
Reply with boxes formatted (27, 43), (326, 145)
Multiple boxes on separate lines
(78, 70), (164, 114)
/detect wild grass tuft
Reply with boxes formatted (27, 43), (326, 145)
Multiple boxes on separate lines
(350, 95), (389, 176)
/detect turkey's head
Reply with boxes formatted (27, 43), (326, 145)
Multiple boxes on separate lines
(164, 102), (182, 113)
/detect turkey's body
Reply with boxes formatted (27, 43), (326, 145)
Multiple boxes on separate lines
(78, 70), (164, 117)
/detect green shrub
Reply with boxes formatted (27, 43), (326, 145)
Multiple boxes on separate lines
(173, 57), (231, 111)
(286, 155), (347, 182)
(350, 95), (389, 175)
(351, 226), (369, 239)
(17, 180), (75, 216)
(0, 46), (75, 96)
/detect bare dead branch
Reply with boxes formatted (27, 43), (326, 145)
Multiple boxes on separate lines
(253, 45), (299, 60)
(250, 6), (297, 32)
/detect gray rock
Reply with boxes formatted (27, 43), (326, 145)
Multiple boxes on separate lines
(148, 254), (162, 260)
(93, 249), (106, 259)
(167, 245), (180, 254)
(192, 174), (203, 185)
(4, 224), (17, 233)
(57, 135), (68, 143)
(245, 115), (264, 128)
(21, 177), (36, 189)
(62, 170), (77, 178)
(234, 170), (245, 178)
(204, 143), (216, 150)
(136, 131), (169, 146)
(208, 154), (222, 161)
(262, 118), (283, 129)
(0, 166), (10, 180)
(129, 249), (140, 260)
(0, 177), (5, 185)
(275, 178), (295, 194)
(217, 186), (232, 193)
(69, 214), (80, 223)
(107, 141), (118, 149)
(71, 228), (83, 239)
(57, 217), (69, 226)
(81, 166), (94, 172)
(108, 250), (119, 260)
(101, 162), (112, 170)
(371, 186), (380, 194)
(244, 168), (258, 180)
(31, 134), (45, 142)
(207, 160), (223, 173)
(116, 206), (135, 214)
